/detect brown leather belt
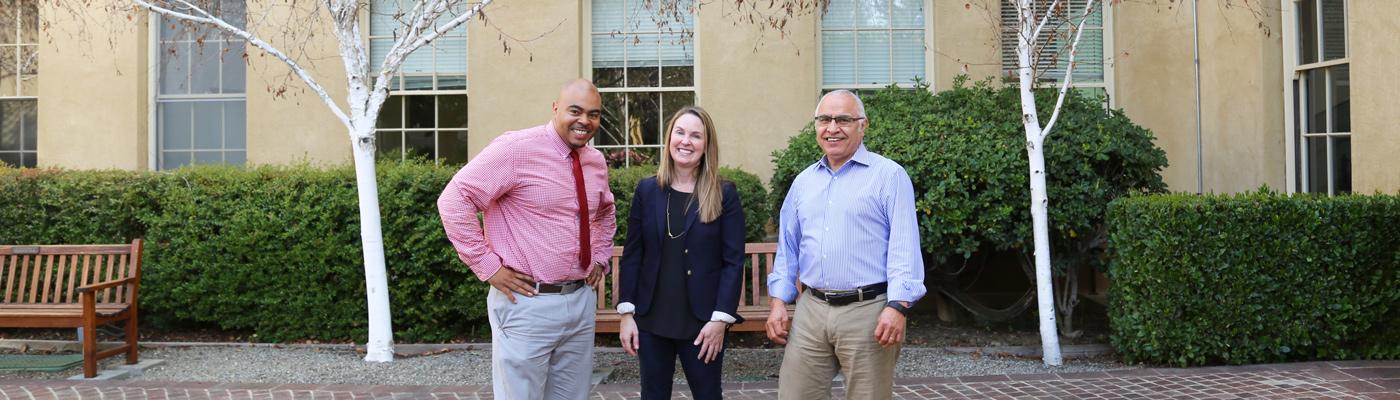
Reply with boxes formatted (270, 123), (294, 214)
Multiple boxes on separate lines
(535, 280), (586, 295)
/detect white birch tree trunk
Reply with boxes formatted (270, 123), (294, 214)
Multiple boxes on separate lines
(1012, 0), (1099, 366)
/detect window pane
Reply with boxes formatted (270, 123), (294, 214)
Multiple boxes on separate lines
(160, 42), (191, 94)
(0, 48), (14, 96)
(162, 151), (192, 170)
(438, 130), (469, 164)
(435, 37), (468, 75)
(822, 31), (855, 86)
(0, 102), (18, 151)
(857, 0), (891, 29)
(1306, 68), (1326, 134)
(190, 43), (222, 95)
(1306, 136), (1327, 194)
(597, 92), (626, 147)
(438, 75), (466, 91)
(224, 101), (246, 151)
(628, 92), (661, 146)
(627, 66), (659, 87)
(856, 31), (892, 84)
(594, 67), (625, 88)
(226, 151), (246, 165)
(405, 131), (434, 160)
(378, 96), (403, 129)
(21, 102), (37, 151)
(20, 0), (39, 44)
(161, 102), (193, 150)
(1332, 136), (1350, 194)
(222, 40), (246, 94)
(19, 46), (38, 96)
(661, 91), (693, 134)
(661, 66), (692, 87)
(405, 95), (435, 129)
(19, 153), (34, 168)
(1320, 0), (1346, 61)
(1330, 65), (1349, 133)
(891, 30), (925, 85)
(824, 0), (856, 29)
(193, 102), (223, 149)
(376, 131), (403, 160)
(1299, 0), (1318, 64)
(891, 0), (923, 29)
(1, 153), (21, 168)
(438, 95), (468, 129)
(402, 75), (433, 91)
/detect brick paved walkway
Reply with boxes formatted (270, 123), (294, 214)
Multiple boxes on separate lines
(0, 360), (1394, 399)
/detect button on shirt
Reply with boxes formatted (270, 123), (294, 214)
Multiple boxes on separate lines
(437, 123), (617, 283)
(766, 145), (926, 304)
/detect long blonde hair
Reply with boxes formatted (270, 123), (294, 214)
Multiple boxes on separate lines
(657, 106), (723, 223)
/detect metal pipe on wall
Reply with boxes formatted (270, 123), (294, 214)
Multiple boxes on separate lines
(1193, 0), (1204, 194)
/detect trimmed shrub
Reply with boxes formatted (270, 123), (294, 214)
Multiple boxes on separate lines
(0, 161), (771, 342)
(1107, 190), (1400, 366)
(770, 77), (1168, 269)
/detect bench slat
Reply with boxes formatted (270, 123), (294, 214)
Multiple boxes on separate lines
(0, 245), (132, 256)
(595, 243), (782, 333)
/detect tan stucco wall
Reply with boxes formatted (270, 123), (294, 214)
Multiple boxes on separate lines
(465, 1), (584, 156)
(1348, 2), (1400, 193)
(36, 5), (148, 170)
(1115, 1), (1284, 193)
(933, 0), (1003, 90)
(696, 3), (818, 180)
(243, 3), (350, 166)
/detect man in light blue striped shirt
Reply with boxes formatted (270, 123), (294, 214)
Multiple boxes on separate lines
(765, 90), (926, 400)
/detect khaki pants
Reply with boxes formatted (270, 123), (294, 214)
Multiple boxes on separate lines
(487, 286), (596, 400)
(778, 290), (899, 400)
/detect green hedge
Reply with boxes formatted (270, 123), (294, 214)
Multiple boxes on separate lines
(1107, 190), (1400, 366)
(0, 161), (769, 342)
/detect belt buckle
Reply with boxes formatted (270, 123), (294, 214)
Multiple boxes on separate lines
(822, 288), (859, 305)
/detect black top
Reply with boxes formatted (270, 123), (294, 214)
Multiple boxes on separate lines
(635, 187), (705, 339)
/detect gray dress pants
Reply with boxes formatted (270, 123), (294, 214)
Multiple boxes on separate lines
(487, 286), (596, 400)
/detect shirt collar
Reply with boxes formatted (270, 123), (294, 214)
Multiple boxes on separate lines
(544, 122), (575, 158)
(818, 143), (873, 172)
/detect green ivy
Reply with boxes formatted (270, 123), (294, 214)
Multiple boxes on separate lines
(1108, 190), (1400, 366)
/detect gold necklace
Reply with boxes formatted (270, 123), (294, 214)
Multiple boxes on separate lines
(665, 190), (692, 239)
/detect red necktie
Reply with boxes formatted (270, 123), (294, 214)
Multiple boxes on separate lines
(569, 150), (591, 271)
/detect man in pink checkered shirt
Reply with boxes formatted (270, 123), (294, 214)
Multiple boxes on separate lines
(437, 79), (617, 400)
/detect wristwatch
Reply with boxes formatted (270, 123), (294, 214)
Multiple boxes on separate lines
(885, 301), (912, 316)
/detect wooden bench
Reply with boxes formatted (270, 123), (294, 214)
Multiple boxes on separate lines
(0, 240), (144, 378)
(596, 243), (798, 333)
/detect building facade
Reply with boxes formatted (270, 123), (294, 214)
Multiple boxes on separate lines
(5, 0), (1397, 194)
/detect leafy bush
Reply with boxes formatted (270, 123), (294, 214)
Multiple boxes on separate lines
(0, 161), (770, 341)
(611, 165), (770, 245)
(1108, 190), (1400, 366)
(770, 77), (1168, 270)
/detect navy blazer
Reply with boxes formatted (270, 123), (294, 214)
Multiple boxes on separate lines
(619, 176), (746, 323)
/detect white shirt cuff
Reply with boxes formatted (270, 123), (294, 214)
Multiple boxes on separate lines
(710, 311), (736, 324)
(616, 302), (635, 315)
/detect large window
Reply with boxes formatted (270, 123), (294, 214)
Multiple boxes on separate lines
(1289, 0), (1349, 195)
(821, 0), (929, 91)
(0, 0), (37, 168)
(155, 0), (247, 169)
(999, 0), (1110, 96)
(591, 0), (696, 167)
(370, 0), (469, 164)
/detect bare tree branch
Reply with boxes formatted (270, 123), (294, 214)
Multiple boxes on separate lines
(134, 0), (352, 129)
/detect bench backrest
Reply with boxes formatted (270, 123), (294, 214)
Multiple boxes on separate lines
(598, 243), (780, 311)
(0, 241), (142, 306)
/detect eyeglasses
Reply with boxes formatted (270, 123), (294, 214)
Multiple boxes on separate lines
(814, 115), (865, 127)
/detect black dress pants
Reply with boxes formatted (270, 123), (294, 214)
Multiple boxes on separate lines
(638, 329), (723, 400)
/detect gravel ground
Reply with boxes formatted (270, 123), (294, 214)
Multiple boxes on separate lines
(0, 346), (1131, 385)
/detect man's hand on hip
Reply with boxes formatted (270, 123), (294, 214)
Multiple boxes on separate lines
(586, 262), (607, 287)
(486, 266), (536, 304)
(874, 304), (907, 348)
(765, 297), (790, 345)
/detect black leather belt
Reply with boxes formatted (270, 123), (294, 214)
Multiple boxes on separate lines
(535, 280), (585, 295)
(807, 282), (888, 306)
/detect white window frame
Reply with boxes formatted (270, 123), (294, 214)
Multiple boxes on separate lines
(0, 0), (38, 168)
(584, 0), (700, 168)
(366, 0), (470, 164)
(997, 0), (1116, 107)
(147, 4), (249, 170)
(817, 0), (936, 93)
(1282, 0), (1349, 195)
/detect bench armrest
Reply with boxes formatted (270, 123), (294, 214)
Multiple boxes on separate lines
(77, 277), (139, 293)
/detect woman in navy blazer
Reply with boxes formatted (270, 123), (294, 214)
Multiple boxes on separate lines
(616, 106), (745, 400)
